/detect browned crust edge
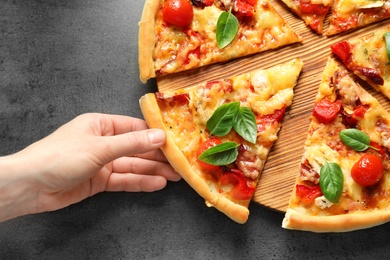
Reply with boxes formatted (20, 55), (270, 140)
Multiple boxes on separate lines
(139, 93), (250, 224)
(138, 0), (160, 83)
(282, 208), (390, 232)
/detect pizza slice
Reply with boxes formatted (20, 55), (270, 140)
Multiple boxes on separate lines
(330, 25), (390, 99)
(140, 58), (304, 223)
(326, 0), (390, 35)
(138, 0), (302, 83)
(283, 58), (390, 232)
(280, 0), (332, 34)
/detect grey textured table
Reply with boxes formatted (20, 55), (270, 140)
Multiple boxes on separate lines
(1, 1), (390, 259)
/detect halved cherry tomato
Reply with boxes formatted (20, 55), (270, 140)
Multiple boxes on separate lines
(295, 184), (322, 204)
(163, 0), (194, 27)
(197, 138), (222, 171)
(351, 154), (384, 187)
(312, 99), (342, 124)
(330, 41), (351, 65)
(220, 168), (256, 200)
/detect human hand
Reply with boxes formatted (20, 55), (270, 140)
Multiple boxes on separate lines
(0, 113), (181, 222)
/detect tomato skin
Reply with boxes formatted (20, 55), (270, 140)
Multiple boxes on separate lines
(330, 41), (351, 65)
(220, 169), (256, 200)
(197, 138), (222, 171)
(351, 154), (384, 187)
(295, 184), (322, 204)
(312, 99), (342, 124)
(163, 0), (194, 27)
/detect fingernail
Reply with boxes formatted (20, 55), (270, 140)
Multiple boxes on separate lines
(148, 129), (165, 144)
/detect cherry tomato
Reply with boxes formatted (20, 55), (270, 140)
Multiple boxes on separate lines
(220, 169), (256, 200)
(330, 41), (351, 65)
(197, 138), (222, 171)
(312, 99), (342, 124)
(162, 0), (193, 27)
(295, 184), (322, 204)
(351, 154), (384, 186)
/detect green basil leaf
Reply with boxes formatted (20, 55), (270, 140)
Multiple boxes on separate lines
(320, 160), (344, 204)
(339, 128), (370, 151)
(206, 102), (239, 136)
(234, 106), (257, 144)
(198, 141), (239, 166)
(216, 10), (239, 49)
(385, 32), (390, 61)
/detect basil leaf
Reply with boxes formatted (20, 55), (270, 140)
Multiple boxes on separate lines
(320, 160), (344, 204)
(206, 102), (239, 136)
(234, 106), (257, 144)
(385, 32), (390, 61)
(198, 142), (239, 166)
(339, 128), (370, 151)
(216, 10), (239, 49)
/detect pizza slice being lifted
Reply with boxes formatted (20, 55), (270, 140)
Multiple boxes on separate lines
(140, 58), (303, 223)
(138, 0), (302, 83)
(283, 58), (390, 232)
(331, 25), (390, 99)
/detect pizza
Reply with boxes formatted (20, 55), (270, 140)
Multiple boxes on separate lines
(282, 58), (390, 232)
(280, 0), (332, 34)
(326, 0), (390, 35)
(138, 0), (302, 83)
(140, 58), (303, 223)
(330, 25), (390, 99)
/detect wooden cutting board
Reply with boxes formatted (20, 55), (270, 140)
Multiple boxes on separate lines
(155, 2), (390, 212)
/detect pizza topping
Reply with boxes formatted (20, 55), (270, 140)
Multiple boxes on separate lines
(256, 106), (286, 132)
(295, 184), (323, 204)
(236, 144), (262, 179)
(300, 2), (330, 16)
(216, 8), (239, 48)
(314, 196), (334, 209)
(352, 66), (384, 85)
(162, 0), (194, 27)
(300, 160), (320, 184)
(206, 102), (257, 143)
(233, 0), (258, 17)
(330, 41), (351, 65)
(220, 168), (256, 200)
(312, 99), (342, 124)
(198, 141), (240, 166)
(341, 104), (370, 128)
(197, 138), (223, 171)
(207, 102), (240, 136)
(319, 160), (343, 204)
(339, 128), (371, 151)
(351, 154), (384, 186)
(191, 0), (214, 7)
(385, 32), (390, 61)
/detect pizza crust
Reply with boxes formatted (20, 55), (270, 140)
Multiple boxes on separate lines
(138, 0), (160, 83)
(283, 208), (390, 232)
(139, 93), (250, 224)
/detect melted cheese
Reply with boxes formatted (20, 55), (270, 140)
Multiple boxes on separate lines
(347, 27), (390, 100)
(335, 0), (384, 14)
(152, 0), (301, 76)
(157, 58), (303, 203)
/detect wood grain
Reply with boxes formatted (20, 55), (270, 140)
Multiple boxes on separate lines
(155, 2), (390, 212)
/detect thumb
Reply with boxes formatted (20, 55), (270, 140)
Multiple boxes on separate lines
(99, 128), (166, 162)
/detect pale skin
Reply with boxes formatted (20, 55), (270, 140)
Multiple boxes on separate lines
(0, 113), (181, 222)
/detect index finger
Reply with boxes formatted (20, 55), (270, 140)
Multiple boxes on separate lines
(99, 114), (149, 135)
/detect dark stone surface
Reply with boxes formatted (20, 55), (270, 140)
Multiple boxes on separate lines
(1, 0), (390, 259)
